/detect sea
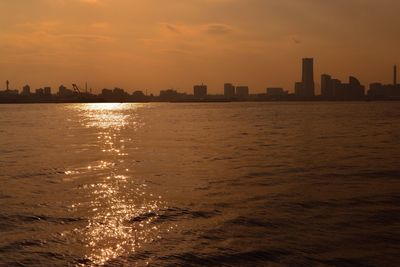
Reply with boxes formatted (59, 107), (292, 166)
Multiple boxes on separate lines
(0, 102), (399, 267)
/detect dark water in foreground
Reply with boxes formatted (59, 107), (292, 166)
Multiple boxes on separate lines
(0, 102), (399, 267)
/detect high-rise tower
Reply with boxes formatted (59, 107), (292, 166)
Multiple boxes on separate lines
(302, 58), (315, 97)
(394, 65), (397, 86)
(295, 58), (315, 98)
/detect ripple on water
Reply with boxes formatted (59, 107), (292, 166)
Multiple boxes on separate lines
(1, 103), (400, 267)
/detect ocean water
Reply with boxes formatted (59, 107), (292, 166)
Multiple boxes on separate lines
(0, 102), (399, 267)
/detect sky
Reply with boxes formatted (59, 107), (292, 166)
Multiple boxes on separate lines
(0, 0), (399, 94)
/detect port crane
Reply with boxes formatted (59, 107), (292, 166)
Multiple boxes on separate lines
(72, 84), (82, 94)
(72, 83), (91, 95)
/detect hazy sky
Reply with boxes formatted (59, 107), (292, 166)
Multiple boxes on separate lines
(1, 0), (399, 94)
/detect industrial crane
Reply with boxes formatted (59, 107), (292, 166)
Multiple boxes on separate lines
(72, 83), (91, 95)
(72, 84), (81, 94)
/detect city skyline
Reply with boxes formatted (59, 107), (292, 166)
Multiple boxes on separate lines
(1, 59), (399, 96)
(1, 0), (400, 93)
(1, 56), (399, 103)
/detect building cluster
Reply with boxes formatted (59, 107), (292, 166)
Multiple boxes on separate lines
(223, 84), (253, 99)
(293, 58), (399, 100)
(294, 58), (365, 100)
(1, 58), (399, 103)
(0, 81), (53, 99)
(368, 65), (400, 99)
(320, 75), (365, 100)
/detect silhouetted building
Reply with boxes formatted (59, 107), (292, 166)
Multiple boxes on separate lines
(2, 89), (18, 95)
(369, 83), (385, 98)
(44, 87), (51, 95)
(294, 82), (303, 96)
(330, 76), (365, 99)
(319, 74), (365, 100)
(369, 83), (400, 97)
(368, 66), (400, 99)
(100, 88), (128, 101)
(101, 88), (113, 97)
(295, 58), (315, 98)
(160, 89), (178, 98)
(159, 89), (188, 101)
(113, 88), (127, 98)
(0, 80), (18, 95)
(266, 88), (287, 96)
(321, 74), (334, 98)
(132, 91), (145, 98)
(36, 88), (44, 95)
(59, 85), (74, 96)
(194, 84), (207, 98)
(331, 79), (341, 94)
(224, 83), (235, 98)
(21, 85), (31, 96)
(236, 86), (249, 98)
(131, 90), (147, 101)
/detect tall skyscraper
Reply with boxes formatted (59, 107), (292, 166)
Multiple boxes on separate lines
(302, 58), (315, 97)
(194, 84), (207, 98)
(294, 58), (315, 98)
(224, 83), (235, 98)
(394, 65), (397, 86)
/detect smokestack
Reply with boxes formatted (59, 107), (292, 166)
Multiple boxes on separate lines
(394, 65), (397, 86)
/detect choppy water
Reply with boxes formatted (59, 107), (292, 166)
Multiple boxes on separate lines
(0, 102), (399, 267)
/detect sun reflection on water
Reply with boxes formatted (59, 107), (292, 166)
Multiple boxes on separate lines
(65, 103), (167, 266)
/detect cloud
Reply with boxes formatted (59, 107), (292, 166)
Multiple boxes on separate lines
(204, 24), (233, 35)
(80, 0), (100, 3)
(160, 23), (235, 37)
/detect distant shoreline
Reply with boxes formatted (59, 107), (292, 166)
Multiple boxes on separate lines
(1, 99), (400, 104)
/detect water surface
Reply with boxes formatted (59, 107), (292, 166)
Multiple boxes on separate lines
(0, 102), (399, 266)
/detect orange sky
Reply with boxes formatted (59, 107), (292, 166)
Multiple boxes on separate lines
(0, 0), (399, 94)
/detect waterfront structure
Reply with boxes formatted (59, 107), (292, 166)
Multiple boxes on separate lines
(294, 82), (303, 96)
(321, 74), (334, 98)
(44, 87), (51, 95)
(1, 57), (399, 103)
(113, 88), (126, 97)
(266, 88), (287, 96)
(320, 75), (364, 100)
(59, 85), (74, 96)
(1, 80), (18, 96)
(101, 88), (113, 97)
(159, 89), (189, 101)
(132, 91), (145, 97)
(160, 89), (179, 98)
(99, 88), (128, 101)
(295, 58), (315, 98)
(194, 84), (207, 98)
(236, 86), (249, 98)
(336, 76), (365, 99)
(21, 85), (31, 96)
(224, 83), (235, 98)
(36, 88), (44, 95)
(368, 65), (400, 99)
